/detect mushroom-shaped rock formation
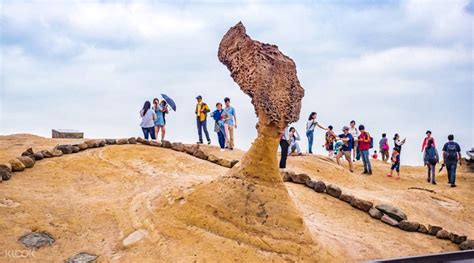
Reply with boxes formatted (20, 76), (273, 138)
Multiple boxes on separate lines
(131, 22), (331, 262)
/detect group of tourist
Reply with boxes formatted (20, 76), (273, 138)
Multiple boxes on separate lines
(139, 100), (463, 187)
(278, 113), (463, 187)
(139, 99), (169, 141)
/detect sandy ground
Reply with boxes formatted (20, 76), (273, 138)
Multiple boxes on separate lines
(0, 134), (472, 262)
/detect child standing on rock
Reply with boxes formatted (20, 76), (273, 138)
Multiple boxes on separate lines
(387, 148), (400, 179)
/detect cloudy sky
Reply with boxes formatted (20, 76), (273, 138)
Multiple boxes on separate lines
(1, 0), (472, 165)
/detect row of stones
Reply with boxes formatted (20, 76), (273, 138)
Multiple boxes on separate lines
(1, 137), (240, 262)
(282, 171), (474, 251)
(0, 138), (240, 183)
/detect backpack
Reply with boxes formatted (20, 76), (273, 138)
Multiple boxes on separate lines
(426, 147), (437, 165)
(369, 136), (374, 149)
(446, 142), (458, 161)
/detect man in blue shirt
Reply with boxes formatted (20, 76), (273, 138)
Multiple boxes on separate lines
(223, 97), (237, 150)
(442, 134), (462, 187)
(335, 126), (354, 173)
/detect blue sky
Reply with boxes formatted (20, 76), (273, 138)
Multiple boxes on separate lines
(0, 0), (472, 165)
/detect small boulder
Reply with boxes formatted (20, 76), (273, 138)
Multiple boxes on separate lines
(398, 220), (420, 232)
(32, 152), (44, 160)
(369, 208), (383, 219)
(230, 160), (239, 168)
(194, 149), (208, 160)
(449, 233), (467, 244)
(313, 181), (326, 193)
(339, 193), (353, 203)
(17, 156), (35, 168)
(291, 173), (311, 185)
(184, 144), (199, 155)
(428, 225), (443, 236)
(21, 148), (35, 157)
(19, 231), (55, 249)
(375, 204), (407, 222)
(326, 184), (342, 198)
(41, 150), (54, 158)
(140, 140), (151, 145)
(207, 154), (219, 163)
(161, 140), (172, 148)
(72, 146), (80, 153)
(350, 197), (373, 212)
(65, 252), (98, 263)
(217, 158), (232, 168)
(459, 240), (474, 250)
(281, 171), (296, 182)
(0, 163), (12, 181)
(78, 143), (88, 151)
(10, 159), (26, 172)
(417, 224), (429, 234)
(149, 141), (161, 147)
(136, 137), (145, 143)
(305, 180), (315, 188)
(51, 149), (63, 157)
(171, 142), (185, 152)
(105, 139), (117, 145)
(56, 145), (74, 154)
(128, 137), (137, 144)
(117, 138), (129, 145)
(436, 229), (450, 239)
(381, 214), (399, 227)
(97, 140), (106, 147)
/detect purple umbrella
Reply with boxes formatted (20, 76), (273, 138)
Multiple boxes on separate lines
(161, 94), (176, 111)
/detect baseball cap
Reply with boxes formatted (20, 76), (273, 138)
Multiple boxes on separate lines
(196, 95), (202, 100)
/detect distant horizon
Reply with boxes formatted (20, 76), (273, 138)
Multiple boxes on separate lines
(1, 0), (473, 166)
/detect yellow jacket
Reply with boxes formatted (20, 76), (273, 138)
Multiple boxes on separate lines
(195, 102), (210, 122)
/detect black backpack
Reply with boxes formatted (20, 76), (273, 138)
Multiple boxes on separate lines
(446, 142), (458, 161)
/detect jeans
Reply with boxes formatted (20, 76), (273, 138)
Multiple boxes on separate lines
(141, 127), (156, 140)
(217, 130), (225, 149)
(289, 142), (302, 154)
(279, 139), (289, 169)
(197, 117), (210, 143)
(427, 163), (436, 183)
(446, 162), (457, 185)
(361, 150), (372, 172)
(306, 130), (314, 153)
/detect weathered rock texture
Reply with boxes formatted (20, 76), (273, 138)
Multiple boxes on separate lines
(138, 22), (328, 262)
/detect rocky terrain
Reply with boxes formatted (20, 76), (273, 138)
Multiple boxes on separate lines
(0, 134), (473, 262)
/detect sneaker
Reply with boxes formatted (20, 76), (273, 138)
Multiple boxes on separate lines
(387, 174), (392, 177)
(220, 149), (225, 152)
(367, 171), (372, 175)
(230, 147), (234, 151)
(432, 182), (437, 185)
(208, 141), (211, 145)
(362, 171), (368, 174)
(451, 184), (457, 188)
(427, 177), (430, 182)
(197, 141), (203, 144)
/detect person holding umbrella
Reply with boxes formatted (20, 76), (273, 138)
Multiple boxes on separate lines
(195, 95), (211, 144)
(153, 98), (169, 141)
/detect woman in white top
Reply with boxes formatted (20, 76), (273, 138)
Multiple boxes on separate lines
(349, 120), (360, 161)
(306, 112), (328, 154)
(289, 127), (303, 155)
(139, 101), (156, 140)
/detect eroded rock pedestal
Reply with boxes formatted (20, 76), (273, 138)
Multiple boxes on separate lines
(134, 22), (329, 261)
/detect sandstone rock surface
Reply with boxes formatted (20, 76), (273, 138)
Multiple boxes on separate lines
(398, 220), (420, 232)
(9, 159), (26, 171)
(350, 197), (373, 212)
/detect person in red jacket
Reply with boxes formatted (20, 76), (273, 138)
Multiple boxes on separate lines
(421, 130), (435, 152)
(358, 124), (372, 175)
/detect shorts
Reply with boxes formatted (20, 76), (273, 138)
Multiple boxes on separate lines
(325, 142), (334, 151)
(343, 151), (352, 161)
(391, 162), (400, 172)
